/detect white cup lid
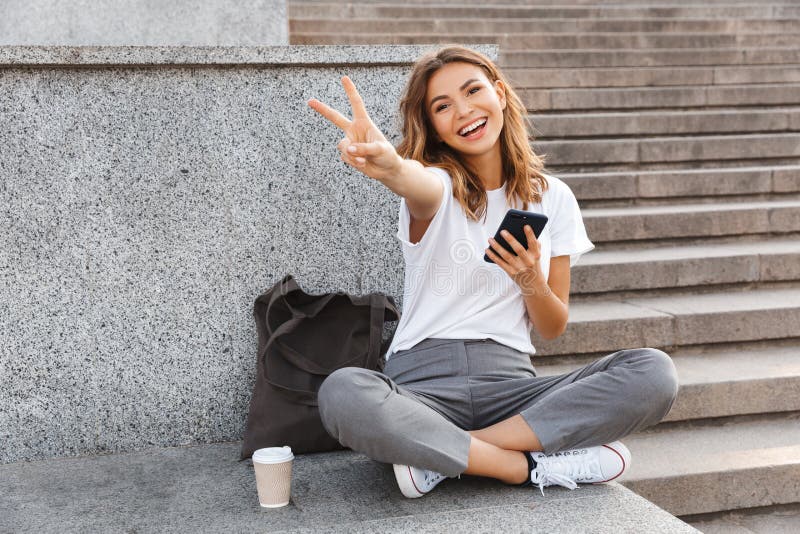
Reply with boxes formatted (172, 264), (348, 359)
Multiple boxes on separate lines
(253, 446), (294, 464)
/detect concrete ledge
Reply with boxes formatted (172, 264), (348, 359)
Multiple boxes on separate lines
(1, 0), (289, 47)
(0, 44), (497, 66)
(0, 44), (497, 464)
(0, 442), (699, 533)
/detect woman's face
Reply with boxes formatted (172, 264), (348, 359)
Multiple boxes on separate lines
(425, 62), (507, 157)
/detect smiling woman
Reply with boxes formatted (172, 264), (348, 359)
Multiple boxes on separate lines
(308, 45), (678, 501)
(397, 51), (549, 224)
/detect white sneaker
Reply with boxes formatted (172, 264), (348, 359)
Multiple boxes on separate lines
(528, 441), (632, 496)
(392, 463), (453, 498)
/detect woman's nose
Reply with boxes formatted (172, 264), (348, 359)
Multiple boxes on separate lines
(454, 99), (473, 118)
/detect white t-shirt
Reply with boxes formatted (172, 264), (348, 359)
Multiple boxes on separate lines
(385, 166), (594, 361)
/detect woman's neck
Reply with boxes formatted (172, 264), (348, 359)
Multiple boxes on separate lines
(463, 143), (503, 190)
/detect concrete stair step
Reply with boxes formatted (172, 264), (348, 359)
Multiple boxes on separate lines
(290, 33), (498, 45)
(291, 0), (800, 6)
(533, 287), (800, 356)
(534, 133), (800, 165)
(562, 165), (800, 202)
(508, 64), (800, 89)
(522, 83), (800, 111)
(581, 199), (800, 242)
(571, 237), (800, 294)
(683, 502), (800, 532)
(0, 442), (699, 533)
(554, 160), (800, 180)
(532, 108), (800, 138)
(617, 412), (800, 516)
(291, 17), (800, 35)
(506, 32), (800, 51)
(500, 47), (800, 67)
(289, 4), (798, 20)
(536, 342), (800, 422)
(291, 32), (800, 49)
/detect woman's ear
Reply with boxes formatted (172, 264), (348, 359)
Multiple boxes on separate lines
(495, 80), (507, 110)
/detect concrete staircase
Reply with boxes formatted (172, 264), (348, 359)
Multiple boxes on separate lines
(290, 0), (800, 529)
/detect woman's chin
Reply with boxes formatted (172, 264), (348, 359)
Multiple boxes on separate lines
(453, 136), (499, 156)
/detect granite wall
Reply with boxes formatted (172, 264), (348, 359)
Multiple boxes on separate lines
(0, 0), (289, 46)
(0, 45), (498, 463)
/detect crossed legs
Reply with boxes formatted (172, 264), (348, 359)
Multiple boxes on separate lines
(464, 347), (680, 484)
(464, 414), (543, 484)
(318, 348), (678, 485)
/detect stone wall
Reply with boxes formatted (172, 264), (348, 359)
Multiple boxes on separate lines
(0, 45), (497, 463)
(0, 0), (289, 46)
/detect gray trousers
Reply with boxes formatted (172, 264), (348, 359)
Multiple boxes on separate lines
(317, 338), (679, 478)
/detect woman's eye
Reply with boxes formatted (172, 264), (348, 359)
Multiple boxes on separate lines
(436, 87), (481, 112)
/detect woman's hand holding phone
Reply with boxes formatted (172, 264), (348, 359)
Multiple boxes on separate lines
(308, 76), (402, 182)
(486, 225), (548, 296)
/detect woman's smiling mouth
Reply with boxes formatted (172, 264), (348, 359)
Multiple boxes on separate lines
(458, 117), (488, 140)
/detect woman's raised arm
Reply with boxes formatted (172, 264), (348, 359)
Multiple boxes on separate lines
(307, 76), (443, 221)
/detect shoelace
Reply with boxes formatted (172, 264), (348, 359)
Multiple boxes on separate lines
(531, 455), (603, 497)
(406, 466), (459, 492)
(424, 470), (448, 485)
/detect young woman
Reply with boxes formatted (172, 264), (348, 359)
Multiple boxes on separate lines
(308, 46), (678, 498)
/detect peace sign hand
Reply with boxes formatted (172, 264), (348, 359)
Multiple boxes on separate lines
(308, 76), (402, 182)
(485, 225), (550, 297)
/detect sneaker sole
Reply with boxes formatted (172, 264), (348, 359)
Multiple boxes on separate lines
(393, 464), (426, 498)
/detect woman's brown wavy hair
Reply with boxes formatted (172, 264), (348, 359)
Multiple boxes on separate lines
(396, 46), (548, 222)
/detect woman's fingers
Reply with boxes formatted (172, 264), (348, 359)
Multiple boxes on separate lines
(490, 231), (537, 266)
(487, 238), (513, 263)
(308, 98), (351, 131)
(311, 76), (394, 177)
(339, 139), (367, 164)
(524, 226), (542, 255)
(342, 76), (371, 120)
(347, 141), (384, 157)
(484, 247), (503, 265)
(485, 248), (513, 276)
(500, 230), (526, 255)
(340, 149), (366, 168)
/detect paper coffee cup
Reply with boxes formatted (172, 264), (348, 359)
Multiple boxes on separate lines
(252, 446), (294, 508)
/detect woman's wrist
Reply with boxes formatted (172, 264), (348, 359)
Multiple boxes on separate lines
(522, 281), (552, 299)
(513, 265), (549, 298)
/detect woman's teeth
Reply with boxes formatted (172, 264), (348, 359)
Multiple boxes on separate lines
(461, 122), (486, 137)
(459, 118), (487, 136)
(459, 119), (487, 137)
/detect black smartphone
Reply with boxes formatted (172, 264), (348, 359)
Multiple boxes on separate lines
(484, 209), (549, 263)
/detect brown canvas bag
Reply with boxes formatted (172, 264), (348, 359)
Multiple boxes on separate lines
(240, 274), (400, 459)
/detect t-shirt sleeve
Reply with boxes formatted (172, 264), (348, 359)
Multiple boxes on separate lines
(547, 177), (594, 266)
(396, 166), (451, 265)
